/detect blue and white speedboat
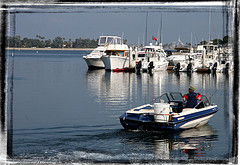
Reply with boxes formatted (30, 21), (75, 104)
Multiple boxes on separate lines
(120, 92), (218, 131)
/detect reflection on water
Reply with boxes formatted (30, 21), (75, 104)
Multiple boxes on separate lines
(120, 124), (217, 162)
(85, 69), (233, 109)
(85, 70), (169, 107)
(84, 70), (232, 162)
(5, 50), (232, 163)
(13, 124), (219, 163)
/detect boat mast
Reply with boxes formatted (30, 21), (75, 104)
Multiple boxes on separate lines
(208, 7), (211, 44)
(160, 13), (162, 43)
(190, 32), (193, 53)
(191, 32), (192, 48)
(203, 48), (206, 68)
(129, 47), (133, 68)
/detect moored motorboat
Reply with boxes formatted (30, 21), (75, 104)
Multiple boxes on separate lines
(135, 43), (168, 73)
(83, 36), (122, 69)
(83, 47), (106, 69)
(100, 40), (132, 71)
(119, 92), (218, 131)
(173, 62), (194, 72)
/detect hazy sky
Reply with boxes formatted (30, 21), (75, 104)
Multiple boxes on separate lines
(7, 2), (232, 45)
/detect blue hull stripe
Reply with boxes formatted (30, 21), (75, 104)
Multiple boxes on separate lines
(171, 111), (218, 129)
(172, 108), (218, 124)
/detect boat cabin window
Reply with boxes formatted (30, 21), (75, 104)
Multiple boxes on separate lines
(117, 38), (121, 44)
(99, 36), (122, 45)
(107, 38), (113, 44)
(99, 37), (107, 45)
(106, 51), (125, 56)
(145, 48), (154, 52)
(106, 51), (116, 55)
(119, 51), (124, 56)
(109, 38), (122, 45)
(138, 54), (145, 57)
(106, 51), (110, 55)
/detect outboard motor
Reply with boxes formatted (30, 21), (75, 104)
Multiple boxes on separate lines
(212, 62), (218, 73)
(136, 61), (142, 74)
(225, 62), (229, 74)
(148, 61), (154, 74)
(174, 63), (181, 72)
(187, 63), (192, 72)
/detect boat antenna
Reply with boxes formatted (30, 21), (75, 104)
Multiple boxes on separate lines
(145, 11), (148, 46)
(122, 32), (124, 44)
(208, 7), (211, 44)
(191, 32), (192, 49)
(142, 33), (144, 47)
(138, 35), (140, 47)
(160, 13), (162, 43)
(208, 89), (218, 104)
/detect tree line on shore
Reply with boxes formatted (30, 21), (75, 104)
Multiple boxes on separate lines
(199, 35), (232, 45)
(6, 36), (99, 48)
(6, 35), (232, 49)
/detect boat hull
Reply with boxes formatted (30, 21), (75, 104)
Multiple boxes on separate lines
(83, 56), (105, 69)
(153, 62), (169, 71)
(120, 105), (218, 131)
(101, 55), (130, 71)
(141, 61), (168, 72)
(195, 68), (211, 73)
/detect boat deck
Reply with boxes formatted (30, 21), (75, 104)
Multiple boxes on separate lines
(127, 104), (192, 114)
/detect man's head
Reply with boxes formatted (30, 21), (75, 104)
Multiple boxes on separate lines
(189, 86), (195, 92)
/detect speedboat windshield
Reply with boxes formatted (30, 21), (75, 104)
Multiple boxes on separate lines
(158, 92), (183, 103)
(195, 95), (211, 109)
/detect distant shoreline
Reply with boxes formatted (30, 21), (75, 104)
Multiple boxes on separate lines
(5, 47), (95, 51)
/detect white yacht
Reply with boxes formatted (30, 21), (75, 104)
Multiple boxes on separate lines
(135, 42), (168, 73)
(194, 44), (221, 73)
(83, 36), (122, 69)
(100, 40), (131, 71)
(210, 47), (234, 73)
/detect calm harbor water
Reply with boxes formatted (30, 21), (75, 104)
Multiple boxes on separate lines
(5, 49), (233, 163)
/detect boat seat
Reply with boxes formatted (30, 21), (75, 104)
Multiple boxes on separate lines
(170, 101), (183, 113)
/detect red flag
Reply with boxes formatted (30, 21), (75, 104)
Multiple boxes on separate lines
(152, 36), (157, 41)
